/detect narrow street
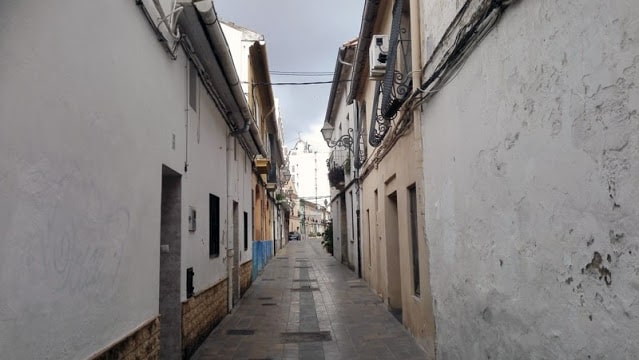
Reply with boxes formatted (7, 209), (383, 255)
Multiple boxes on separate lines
(192, 238), (428, 360)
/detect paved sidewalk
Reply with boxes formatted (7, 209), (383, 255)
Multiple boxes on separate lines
(192, 238), (428, 360)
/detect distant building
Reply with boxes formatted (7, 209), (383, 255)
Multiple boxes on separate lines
(287, 139), (330, 208)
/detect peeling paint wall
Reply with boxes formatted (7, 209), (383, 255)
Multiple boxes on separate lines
(420, 0), (639, 358)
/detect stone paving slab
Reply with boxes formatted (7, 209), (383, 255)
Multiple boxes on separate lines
(191, 238), (429, 360)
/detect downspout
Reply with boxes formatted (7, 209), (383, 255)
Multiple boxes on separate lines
(193, 0), (266, 156)
(354, 100), (363, 278)
(347, 0), (382, 105)
(410, 0), (438, 356)
(184, 59), (190, 172)
(226, 131), (233, 312)
(410, 0), (422, 95)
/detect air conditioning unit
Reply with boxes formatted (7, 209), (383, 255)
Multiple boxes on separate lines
(369, 35), (389, 79)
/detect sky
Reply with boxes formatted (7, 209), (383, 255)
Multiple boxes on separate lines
(214, 1), (364, 203)
(214, 0), (364, 149)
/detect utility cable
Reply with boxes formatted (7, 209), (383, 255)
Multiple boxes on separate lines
(244, 79), (351, 86)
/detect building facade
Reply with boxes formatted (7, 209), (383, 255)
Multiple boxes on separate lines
(327, 0), (639, 358)
(221, 21), (288, 277)
(416, 0), (639, 358)
(0, 1), (283, 358)
(322, 39), (363, 272)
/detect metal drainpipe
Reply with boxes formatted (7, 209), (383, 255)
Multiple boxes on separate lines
(410, 0), (422, 90)
(354, 100), (362, 278)
(226, 132), (233, 313)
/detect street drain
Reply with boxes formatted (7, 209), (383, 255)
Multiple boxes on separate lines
(294, 266), (312, 268)
(257, 297), (273, 300)
(349, 285), (367, 288)
(280, 331), (332, 343)
(227, 329), (255, 335)
(278, 257), (289, 259)
(291, 287), (319, 291)
(262, 303), (277, 306)
(292, 279), (317, 282)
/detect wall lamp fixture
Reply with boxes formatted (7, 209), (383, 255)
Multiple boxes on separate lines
(281, 167), (292, 185)
(320, 123), (354, 150)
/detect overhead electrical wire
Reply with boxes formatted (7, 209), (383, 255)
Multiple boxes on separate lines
(269, 70), (334, 76)
(243, 79), (351, 86)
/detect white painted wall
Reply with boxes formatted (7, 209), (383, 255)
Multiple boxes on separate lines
(181, 76), (253, 294)
(420, 0), (639, 358)
(0, 1), (254, 358)
(221, 23), (250, 97)
(327, 88), (359, 266)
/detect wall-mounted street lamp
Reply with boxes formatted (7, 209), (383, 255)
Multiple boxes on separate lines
(320, 123), (354, 150)
(322, 122), (366, 170)
(281, 167), (291, 186)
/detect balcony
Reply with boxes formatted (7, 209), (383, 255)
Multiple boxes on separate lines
(254, 156), (270, 174)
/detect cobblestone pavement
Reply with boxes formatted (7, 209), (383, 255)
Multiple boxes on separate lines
(192, 238), (429, 360)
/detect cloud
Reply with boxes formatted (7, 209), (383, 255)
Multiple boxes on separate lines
(213, 0), (363, 146)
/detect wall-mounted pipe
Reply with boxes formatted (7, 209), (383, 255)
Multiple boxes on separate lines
(347, 0), (382, 105)
(189, 0), (266, 157)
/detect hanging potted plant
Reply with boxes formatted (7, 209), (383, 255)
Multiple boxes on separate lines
(327, 165), (345, 188)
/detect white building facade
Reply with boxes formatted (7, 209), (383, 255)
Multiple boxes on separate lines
(339, 0), (639, 358)
(0, 1), (263, 358)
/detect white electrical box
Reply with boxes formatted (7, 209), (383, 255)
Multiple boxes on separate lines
(369, 35), (389, 79)
(188, 206), (196, 232)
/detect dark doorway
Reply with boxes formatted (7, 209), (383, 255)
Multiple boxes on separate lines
(385, 192), (402, 318)
(340, 194), (348, 265)
(356, 209), (362, 278)
(159, 165), (182, 360)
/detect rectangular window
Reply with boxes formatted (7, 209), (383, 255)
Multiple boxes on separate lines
(243, 211), (249, 251)
(408, 184), (420, 296)
(189, 61), (197, 111)
(209, 194), (220, 257)
(186, 267), (194, 298)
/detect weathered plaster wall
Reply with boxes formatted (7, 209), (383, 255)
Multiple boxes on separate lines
(0, 0), (253, 358)
(419, 0), (460, 62)
(420, 1), (639, 358)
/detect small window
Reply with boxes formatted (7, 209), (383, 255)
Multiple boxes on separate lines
(188, 206), (196, 232)
(209, 194), (220, 257)
(234, 138), (237, 161)
(244, 211), (249, 251)
(186, 267), (194, 298)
